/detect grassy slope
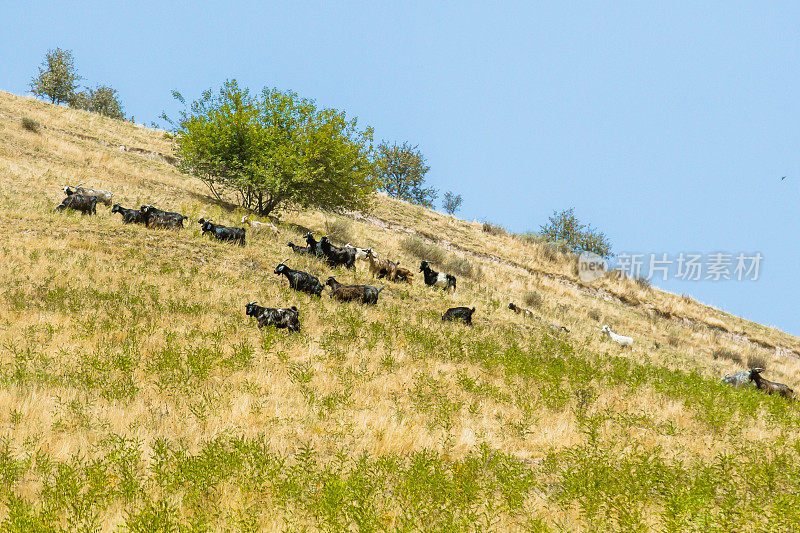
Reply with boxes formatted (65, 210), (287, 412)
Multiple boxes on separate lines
(1, 90), (800, 531)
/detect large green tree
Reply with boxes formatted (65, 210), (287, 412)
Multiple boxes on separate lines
(30, 48), (81, 104)
(167, 81), (377, 217)
(375, 142), (437, 208)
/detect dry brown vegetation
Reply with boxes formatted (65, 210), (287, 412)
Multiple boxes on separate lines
(1, 90), (800, 531)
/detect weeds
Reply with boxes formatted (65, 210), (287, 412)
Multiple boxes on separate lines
(21, 117), (40, 133)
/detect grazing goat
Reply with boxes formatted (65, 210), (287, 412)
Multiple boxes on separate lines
(344, 244), (370, 262)
(722, 371), (754, 388)
(305, 233), (324, 256)
(442, 306), (475, 325)
(366, 249), (391, 279)
(749, 368), (794, 399)
(320, 236), (356, 268)
(326, 276), (383, 305)
(389, 263), (414, 283)
(56, 194), (97, 215)
(600, 325), (633, 347)
(199, 219), (246, 246)
(274, 261), (324, 296)
(111, 204), (145, 224)
(141, 205), (187, 228)
(287, 241), (310, 255)
(245, 302), (300, 332)
(508, 302), (534, 318)
(64, 185), (113, 206)
(420, 261), (456, 292)
(241, 215), (278, 235)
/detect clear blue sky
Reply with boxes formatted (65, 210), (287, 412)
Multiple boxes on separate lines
(2, 2), (799, 335)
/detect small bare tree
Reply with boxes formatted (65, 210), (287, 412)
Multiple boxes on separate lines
(442, 191), (463, 215)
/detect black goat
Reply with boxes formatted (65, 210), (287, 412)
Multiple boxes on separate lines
(274, 261), (324, 296)
(199, 219), (246, 246)
(287, 241), (310, 255)
(749, 368), (794, 399)
(56, 194), (97, 215)
(111, 204), (145, 224)
(442, 306), (475, 325)
(245, 302), (300, 332)
(305, 233), (325, 256)
(420, 261), (456, 292)
(140, 205), (187, 228)
(326, 276), (383, 305)
(320, 236), (356, 268)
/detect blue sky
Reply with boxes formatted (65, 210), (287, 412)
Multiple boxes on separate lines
(2, 2), (799, 334)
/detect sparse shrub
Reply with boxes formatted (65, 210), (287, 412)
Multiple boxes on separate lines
(324, 217), (353, 244)
(482, 221), (505, 236)
(446, 256), (482, 279)
(400, 236), (446, 263)
(442, 191), (463, 215)
(712, 349), (743, 365)
(588, 309), (601, 322)
(21, 117), (40, 133)
(667, 330), (680, 347)
(634, 276), (651, 290)
(619, 291), (640, 307)
(682, 293), (695, 304)
(523, 291), (543, 309)
(747, 354), (767, 370)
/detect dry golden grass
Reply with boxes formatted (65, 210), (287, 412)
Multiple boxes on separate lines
(2, 90), (800, 531)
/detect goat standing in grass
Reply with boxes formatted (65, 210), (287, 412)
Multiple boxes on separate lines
(442, 306), (475, 325)
(245, 302), (300, 332)
(749, 368), (794, 399)
(274, 261), (324, 297)
(420, 261), (456, 292)
(326, 276), (383, 305)
(600, 325), (633, 347)
(241, 215), (278, 235)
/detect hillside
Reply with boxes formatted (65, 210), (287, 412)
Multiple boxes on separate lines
(2, 90), (800, 531)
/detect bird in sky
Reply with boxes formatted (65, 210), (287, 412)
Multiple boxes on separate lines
(781, 176), (786, 181)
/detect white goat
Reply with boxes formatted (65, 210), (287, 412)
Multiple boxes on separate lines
(344, 243), (369, 261)
(601, 325), (633, 347)
(241, 215), (278, 235)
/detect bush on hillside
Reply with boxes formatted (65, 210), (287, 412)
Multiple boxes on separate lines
(446, 257), (482, 280)
(539, 208), (612, 258)
(712, 349), (742, 366)
(482, 222), (505, 236)
(324, 218), (353, 244)
(400, 236), (446, 264)
(21, 117), (40, 133)
(524, 291), (543, 309)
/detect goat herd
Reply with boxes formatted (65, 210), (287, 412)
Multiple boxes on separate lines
(54, 185), (796, 400)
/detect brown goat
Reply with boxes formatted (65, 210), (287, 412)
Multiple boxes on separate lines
(389, 262), (413, 283)
(326, 276), (384, 305)
(749, 368), (794, 399)
(366, 249), (391, 279)
(508, 302), (534, 318)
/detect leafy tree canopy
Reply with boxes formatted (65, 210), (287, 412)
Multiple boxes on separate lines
(375, 142), (437, 208)
(539, 208), (613, 258)
(167, 80), (377, 217)
(71, 85), (125, 119)
(30, 48), (81, 105)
